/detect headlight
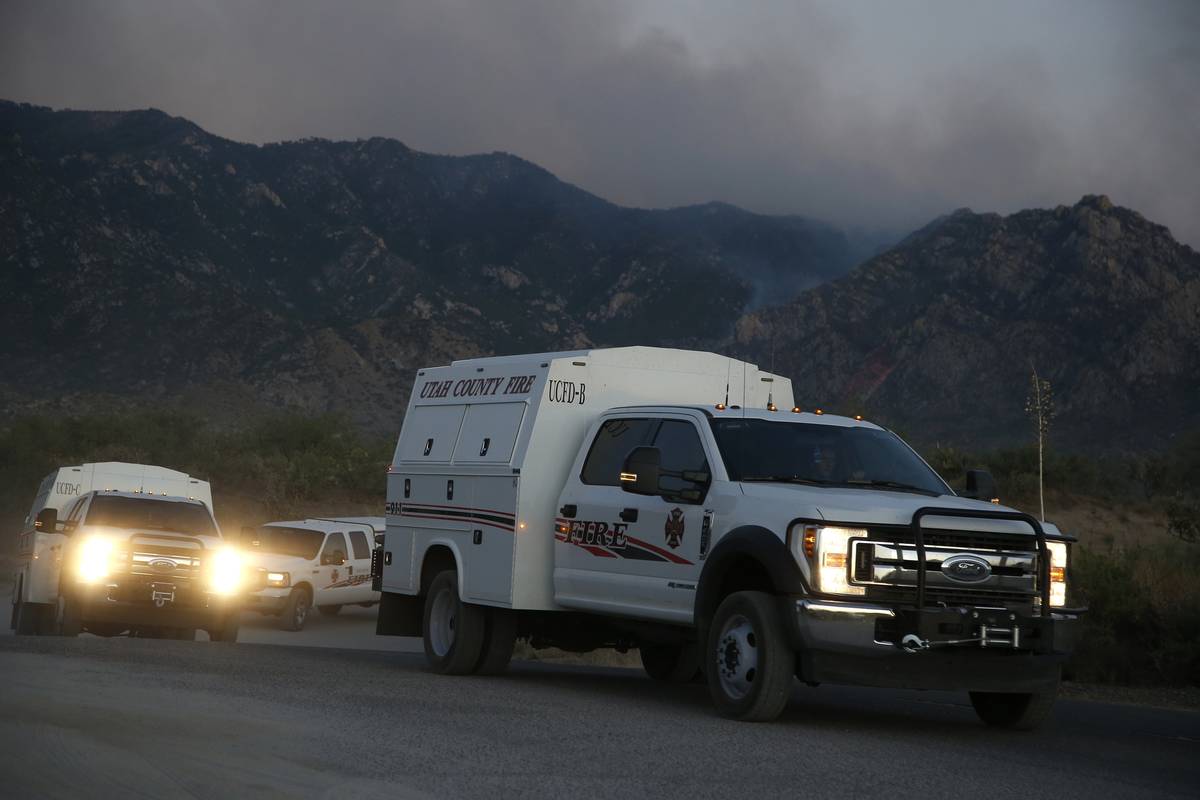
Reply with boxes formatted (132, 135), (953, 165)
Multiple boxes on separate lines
(266, 571), (290, 588)
(787, 524), (867, 596)
(1047, 540), (1068, 608)
(76, 536), (115, 583)
(209, 548), (244, 595)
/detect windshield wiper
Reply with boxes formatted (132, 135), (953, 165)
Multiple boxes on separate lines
(837, 479), (939, 496)
(741, 475), (835, 486)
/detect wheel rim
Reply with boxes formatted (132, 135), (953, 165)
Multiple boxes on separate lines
(428, 585), (457, 658)
(294, 595), (308, 627)
(715, 613), (758, 700)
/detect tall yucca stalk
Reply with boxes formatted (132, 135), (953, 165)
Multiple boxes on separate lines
(1025, 365), (1055, 521)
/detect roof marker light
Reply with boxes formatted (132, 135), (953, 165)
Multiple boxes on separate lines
(767, 403), (777, 412)
(715, 403), (726, 411)
(854, 415), (864, 421)
(814, 408), (825, 415)
(791, 406), (802, 413)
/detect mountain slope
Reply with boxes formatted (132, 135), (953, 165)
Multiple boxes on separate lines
(733, 196), (1200, 451)
(0, 101), (866, 426)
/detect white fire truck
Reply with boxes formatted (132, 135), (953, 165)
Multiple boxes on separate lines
(10, 462), (244, 641)
(373, 347), (1081, 727)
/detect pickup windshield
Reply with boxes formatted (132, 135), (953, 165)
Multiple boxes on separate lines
(244, 527), (324, 560)
(85, 495), (219, 536)
(709, 419), (949, 496)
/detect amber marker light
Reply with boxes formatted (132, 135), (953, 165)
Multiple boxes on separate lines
(715, 403), (727, 410)
(854, 415), (864, 421)
(791, 406), (802, 413)
(814, 408), (825, 415)
(767, 403), (777, 412)
(802, 527), (817, 558)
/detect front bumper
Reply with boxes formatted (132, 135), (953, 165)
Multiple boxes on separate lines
(788, 596), (1082, 692)
(74, 579), (239, 629)
(244, 587), (290, 613)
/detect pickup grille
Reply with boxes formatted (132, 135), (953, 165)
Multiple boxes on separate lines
(855, 527), (1042, 610)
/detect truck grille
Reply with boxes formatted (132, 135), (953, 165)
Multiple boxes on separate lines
(124, 539), (204, 582)
(855, 527), (1042, 610)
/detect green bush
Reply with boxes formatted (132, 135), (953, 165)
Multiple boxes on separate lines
(1068, 542), (1200, 686)
(0, 411), (391, 531)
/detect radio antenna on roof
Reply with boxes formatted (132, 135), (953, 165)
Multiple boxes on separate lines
(723, 359), (731, 408)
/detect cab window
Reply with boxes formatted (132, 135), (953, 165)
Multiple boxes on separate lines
(320, 532), (348, 565)
(581, 418), (656, 486)
(348, 530), (370, 560)
(652, 419), (711, 502)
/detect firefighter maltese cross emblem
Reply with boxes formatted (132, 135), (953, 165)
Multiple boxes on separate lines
(664, 507), (685, 549)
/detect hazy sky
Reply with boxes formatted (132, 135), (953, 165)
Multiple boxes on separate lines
(2, 1), (1197, 244)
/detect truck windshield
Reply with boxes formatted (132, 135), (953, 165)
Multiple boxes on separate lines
(85, 495), (218, 536)
(244, 527), (325, 560)
(709, 419), (949, 496)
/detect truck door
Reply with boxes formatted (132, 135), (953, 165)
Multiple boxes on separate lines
(345, 529), (375, 602)
(556, 415), (711, 624)
(316, 531), (356, 607)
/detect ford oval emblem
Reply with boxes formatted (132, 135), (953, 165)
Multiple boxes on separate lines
(150, 559), (176, 572)
(941, 554), (992, 584)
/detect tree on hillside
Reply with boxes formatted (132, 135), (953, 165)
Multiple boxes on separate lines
(1025, 366), (1055, 521)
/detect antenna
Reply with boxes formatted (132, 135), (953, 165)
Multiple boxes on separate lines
(723, 359), (731, 408)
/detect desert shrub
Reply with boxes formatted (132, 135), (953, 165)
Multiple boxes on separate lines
(1068, 542), (1200, 686)
(0, 411), (391, 530)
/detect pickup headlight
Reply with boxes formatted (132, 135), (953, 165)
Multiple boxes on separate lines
(208, 548), (245, 596)
(266, 571), (290, 588)
(788, 524), (867, 596)
(76, 535), (115, 583)
(1047, 540), (1068, 608)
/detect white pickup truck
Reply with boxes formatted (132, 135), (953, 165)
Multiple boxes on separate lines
(373, 347), (1082, 728)
(11, 462), (244, 641)
(242, 517), (383, 630)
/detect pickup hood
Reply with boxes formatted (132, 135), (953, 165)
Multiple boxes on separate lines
(737, 482), (1060, 533)
(241, 553), (312, 573)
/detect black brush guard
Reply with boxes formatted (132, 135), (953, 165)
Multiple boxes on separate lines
(879, 506), (1054, 654)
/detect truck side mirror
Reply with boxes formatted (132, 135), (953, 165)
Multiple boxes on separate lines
(620, 447), (661, 496)
(963, 469), (999, 503)
(34, 507), (58, 533)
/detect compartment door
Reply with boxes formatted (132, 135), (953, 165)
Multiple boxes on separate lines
(452, 402), (526, 464)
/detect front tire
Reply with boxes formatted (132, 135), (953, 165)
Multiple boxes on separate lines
(422, 570), (485, 675)
(57, 589), (83, 637)
(281, 587), (310, 631)
(641, 643), (701, 683)
(705, 591), (794, 721)
(970, 681), (1059, 731)
(208, 613), (240, 643)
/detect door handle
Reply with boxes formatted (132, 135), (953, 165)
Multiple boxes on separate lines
(620, 508), (638, 523)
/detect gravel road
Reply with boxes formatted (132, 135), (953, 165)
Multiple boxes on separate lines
(1, 628), (1197, 800)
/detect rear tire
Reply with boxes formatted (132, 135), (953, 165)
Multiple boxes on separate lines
(422, 570), (485, 675)
(970, 681), (1059, 731)
(640, 643), (701, 683)
(281, 587), (310, 631)
(474, 607), (517, 675)
(317, 604), (343, 616)
(705, 591), (794, 721)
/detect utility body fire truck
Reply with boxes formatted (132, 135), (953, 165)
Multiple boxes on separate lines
(373, 347), (1082, 727)
(243, 517), (384, 631)
(11, 462), (243, 641)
